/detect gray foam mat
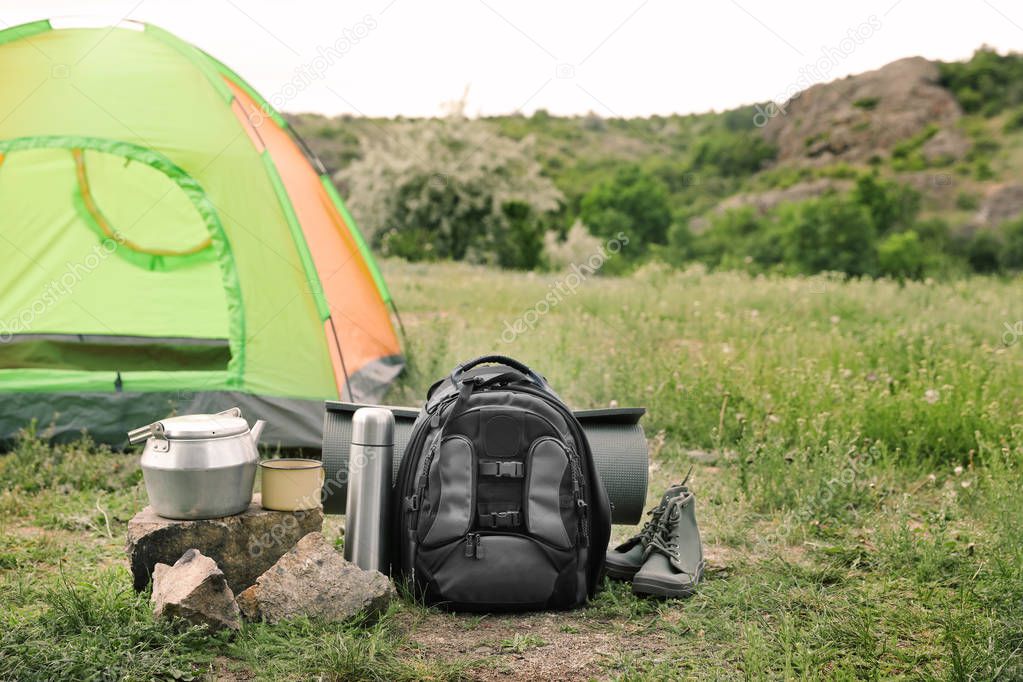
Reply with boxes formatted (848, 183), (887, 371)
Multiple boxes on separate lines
(322, 401), (648, 525)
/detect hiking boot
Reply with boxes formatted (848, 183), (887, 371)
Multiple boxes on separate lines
(605, 482), (689, 581)
(632, 489), (704, 598)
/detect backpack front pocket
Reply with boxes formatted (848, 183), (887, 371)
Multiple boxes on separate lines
(417, 533), (568, 609)
(417, 435), (475, 546)
(524, 437), (573, 548)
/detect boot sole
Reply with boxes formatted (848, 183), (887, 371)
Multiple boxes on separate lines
(632, 574), (699, 599)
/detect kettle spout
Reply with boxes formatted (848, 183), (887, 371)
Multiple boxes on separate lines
(250, 420), (266, 447)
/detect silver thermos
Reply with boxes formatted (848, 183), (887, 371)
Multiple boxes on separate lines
(344, 407), (394, 572)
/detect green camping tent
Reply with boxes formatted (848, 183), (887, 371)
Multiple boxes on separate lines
(0, 19), (404, 449)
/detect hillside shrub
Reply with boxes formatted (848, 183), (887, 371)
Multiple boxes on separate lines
(579, 165), (672, 251)
(338, 118), (562, 269)
(940, 47), (1023, 116)
(878, 230), (927, 279)
(689, 131), (777, 176)
(1000, 216), (1023, 270)
(967, 230), (1003, 273)
(777, 196), (878, 276)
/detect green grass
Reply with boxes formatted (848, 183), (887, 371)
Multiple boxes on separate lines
(1, 261), (1021, 680)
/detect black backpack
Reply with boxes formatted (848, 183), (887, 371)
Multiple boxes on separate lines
(390, 355), (612, 611)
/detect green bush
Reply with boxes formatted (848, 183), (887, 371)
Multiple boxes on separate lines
(853, 96), (880, 110)
(339, 118), (562, 269)
(939, 48), (1023, 116)
(1000, 216), (1023, 270)
(689, 130), (777, 176)
(955, 191), (980, 210)
(852, 173), (921, 234)
(878, 230), (927, 279)
(692, 206), (783, 271)
(1004, 107), (1023, 132)
(967, 230), (1003, 273)
(491, 200), (546, 270)
(890, 125), (940, 170)
(580, 165), (672, 250)
(777, 196), (878, 276)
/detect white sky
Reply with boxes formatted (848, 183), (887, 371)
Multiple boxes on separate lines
(3, 0), (1022, 118)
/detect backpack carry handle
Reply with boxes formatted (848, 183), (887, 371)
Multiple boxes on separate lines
(450, 355), (545, 388)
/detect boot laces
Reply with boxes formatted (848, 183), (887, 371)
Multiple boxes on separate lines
(631, 488), (683, 545)
(628, 503), (667, 546)
(648, 502), (683, 560)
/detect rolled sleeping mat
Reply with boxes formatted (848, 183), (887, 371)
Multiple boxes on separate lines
(321, 401), (649, 525)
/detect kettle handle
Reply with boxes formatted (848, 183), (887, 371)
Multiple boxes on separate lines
(216, 407), (242, 418)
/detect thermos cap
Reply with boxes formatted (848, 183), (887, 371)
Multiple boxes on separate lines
(351, 407), (394, 446)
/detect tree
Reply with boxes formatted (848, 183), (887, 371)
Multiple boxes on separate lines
(689, 131), (777, 176)
(1001, 216), (1023, 271)
(966, 230), (1003, 273)
(778, 196), (878, 276)
(851, 173), (920, 234)
(337, 118), (562, 269)
(693, 206), (783, 270)
(878, 230), (927, 280)
(579, 165), (672, 251)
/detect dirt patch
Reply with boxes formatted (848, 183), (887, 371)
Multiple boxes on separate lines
(401, 611), (678, 681)
(206, 656), (255, 682)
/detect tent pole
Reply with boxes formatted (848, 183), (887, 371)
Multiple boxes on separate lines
(327, 316), (354, 402)
(389, 300), (407, 344)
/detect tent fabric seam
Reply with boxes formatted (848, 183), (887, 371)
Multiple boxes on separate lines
(259, 150), (331, 322)
(0, 19), (52, 47)
(193, 47), (393, 308)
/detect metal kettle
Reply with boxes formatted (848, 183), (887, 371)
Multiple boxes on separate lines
(128, 407), (265, 520)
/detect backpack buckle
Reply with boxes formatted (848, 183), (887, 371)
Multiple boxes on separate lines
(497, 461), (522, 478)
(480, 510), (521, 528)
(492, 510), (520, 527)
(480, 461), (523, 478)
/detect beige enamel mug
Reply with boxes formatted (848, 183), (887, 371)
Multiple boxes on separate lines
(259, 458), (324, 511)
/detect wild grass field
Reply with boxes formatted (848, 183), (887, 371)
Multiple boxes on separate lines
(1, 261), (1021, 681)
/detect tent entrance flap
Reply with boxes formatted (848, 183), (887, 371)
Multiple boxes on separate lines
(0, 137), (240, 377)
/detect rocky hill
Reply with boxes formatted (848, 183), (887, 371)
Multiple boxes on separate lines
(762, 57), (966, 165)
(289, 46), (1023, 276)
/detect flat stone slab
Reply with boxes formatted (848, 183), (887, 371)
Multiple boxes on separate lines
(127, 494), (323, 593)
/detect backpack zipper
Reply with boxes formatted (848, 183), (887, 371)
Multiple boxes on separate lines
(409, 434), (441, 529)
(565, 442), (589, 547)
(464, 532), (483, 559)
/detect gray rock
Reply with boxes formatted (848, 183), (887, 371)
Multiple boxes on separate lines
(709, 178), (854, 224)
(151, 549), (241, 631)
(763, 57), (962, 164)
(920, 128), (970, 165)
(237, 532), (393, 624)
(972, 182), (1023, 229)
(127, 494), (323, 593)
